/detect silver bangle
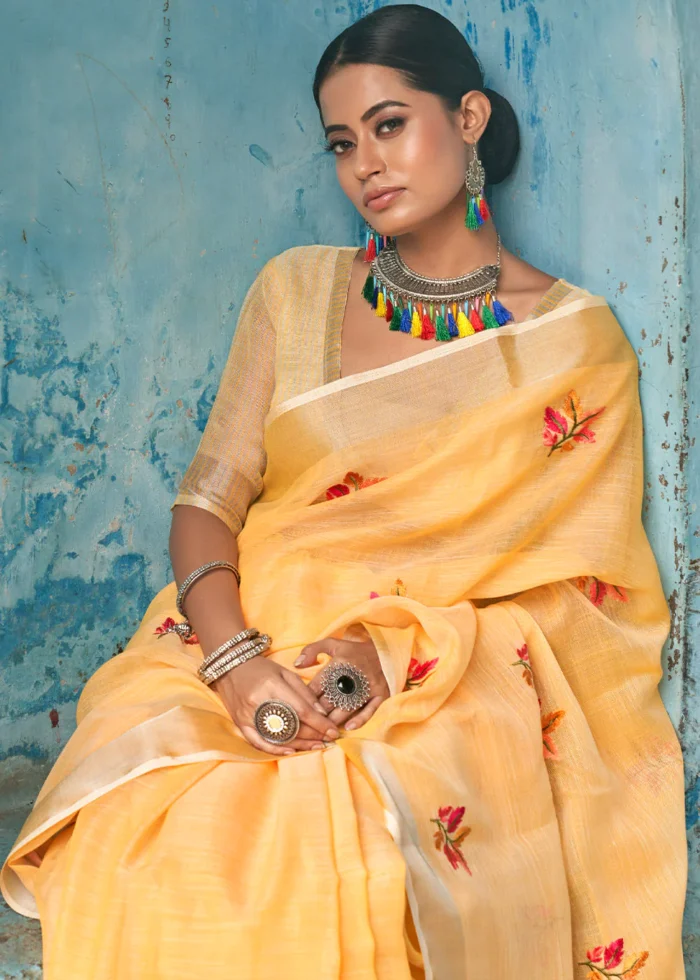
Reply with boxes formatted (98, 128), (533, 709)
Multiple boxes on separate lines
(198, 628), (260, 672)
(201, 640), (269, 685)
(198, 632), (270, 676)
(176, 561), (241, 617)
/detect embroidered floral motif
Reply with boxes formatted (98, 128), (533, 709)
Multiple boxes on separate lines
(576, 576), (629, 606)
(541, 706), (566, 759)
(430, 806), (472, 874)
(579, 938), (649, 977)
(369, 578), (407, 600)
(154, 617), (199, 645)
(404, 657), (439, 690)
(319, 471), (387, 502)
(511, 642), (534, 686)
(543, 389), (605, 457)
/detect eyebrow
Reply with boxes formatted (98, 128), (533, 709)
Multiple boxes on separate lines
(323, 99), (410, 136)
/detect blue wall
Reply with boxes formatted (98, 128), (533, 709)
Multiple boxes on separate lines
(1, 0), (697, 969)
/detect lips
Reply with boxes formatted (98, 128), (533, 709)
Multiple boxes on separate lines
(363, 186), (405, 211)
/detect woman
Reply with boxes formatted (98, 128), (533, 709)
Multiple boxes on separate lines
(1, 5), (687, 978)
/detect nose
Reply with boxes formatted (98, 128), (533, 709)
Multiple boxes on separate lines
(352, 135), (385, 183)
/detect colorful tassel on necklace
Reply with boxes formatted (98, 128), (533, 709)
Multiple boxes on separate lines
(364, 226), (392, 263)
(361, 273), (514, 343)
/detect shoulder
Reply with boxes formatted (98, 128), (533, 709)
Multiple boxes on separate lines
(262, 243), (355, 279)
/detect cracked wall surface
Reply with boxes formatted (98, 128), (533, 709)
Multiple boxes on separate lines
(0, 0), (696, 973)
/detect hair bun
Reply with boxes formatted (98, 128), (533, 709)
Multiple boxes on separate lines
(480, 88), (520, 185)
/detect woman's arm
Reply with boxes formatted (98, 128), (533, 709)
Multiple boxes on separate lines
(169, 504), (247, 654)
(169, 503), (343, 754)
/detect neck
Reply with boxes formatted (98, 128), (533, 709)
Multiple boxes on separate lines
(393, 197), (500, 278)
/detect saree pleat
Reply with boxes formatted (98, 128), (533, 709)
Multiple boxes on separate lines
(1, 272), (686, 978)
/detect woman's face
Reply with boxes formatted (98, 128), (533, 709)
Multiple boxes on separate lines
(318, 63), (482, 236)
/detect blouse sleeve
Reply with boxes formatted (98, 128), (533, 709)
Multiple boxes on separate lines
(172, 258), (277, 537)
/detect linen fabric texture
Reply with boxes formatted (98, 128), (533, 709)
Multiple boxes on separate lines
(1, 245), (687, 980)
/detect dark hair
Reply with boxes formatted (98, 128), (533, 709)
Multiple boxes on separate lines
(313, 4), (520, 185)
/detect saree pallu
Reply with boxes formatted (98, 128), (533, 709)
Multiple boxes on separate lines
(1, 293), (687, 979)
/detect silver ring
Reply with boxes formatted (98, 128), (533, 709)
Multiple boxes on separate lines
(318, 662), (371, 712)
(254, 699), (300, 744)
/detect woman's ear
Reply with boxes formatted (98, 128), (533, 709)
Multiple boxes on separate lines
(458, 89), (492, 145)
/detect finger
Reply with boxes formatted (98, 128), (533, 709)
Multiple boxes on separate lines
(279, 684), (342, 740)
(285, 673), (329, 716)
(294, 637), (340, 669)
(343, 696), (385, 731)
(241, 725), (328, 755)
(241, 725), (297, 756)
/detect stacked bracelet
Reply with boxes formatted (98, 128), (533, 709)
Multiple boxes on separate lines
(198, 627), (261, 674)
(198, 631), (272, 686)
(200, 639), (271, 686)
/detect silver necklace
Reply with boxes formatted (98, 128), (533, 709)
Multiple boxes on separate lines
(362, 235), (514, 341)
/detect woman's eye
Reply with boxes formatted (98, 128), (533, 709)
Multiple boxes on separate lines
(377, 117), (404, 135)
(325, 139), (354, 155)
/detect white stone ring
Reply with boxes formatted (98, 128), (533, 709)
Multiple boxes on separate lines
(318, 661), (372, 712)
(254, 699), (300, 744)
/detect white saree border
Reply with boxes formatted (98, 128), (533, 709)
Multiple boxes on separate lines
(265, 293), (607, 429)
(361, 741), (466, 980)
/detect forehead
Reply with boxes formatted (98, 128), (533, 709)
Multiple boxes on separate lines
(319, 63), (423, 123)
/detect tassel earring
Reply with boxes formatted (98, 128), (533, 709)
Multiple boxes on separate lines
(464, 144), (491, 232)
(363, 221), (392, 262)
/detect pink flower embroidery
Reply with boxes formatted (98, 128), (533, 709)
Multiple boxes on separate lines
(404, 657), (439, 690)
(431, 805), (472, 874)
(543, 389), (605, 456)
(319, 470), (387, 503)
(579, 938), (649, 977)
(154, 617), (199, 646)
(511, 642), (534, 686)
(576, 576), (629, 606)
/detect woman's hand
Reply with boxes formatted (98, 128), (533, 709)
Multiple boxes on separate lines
(296, 633), (390, 732)
(212, 657), (342, 757)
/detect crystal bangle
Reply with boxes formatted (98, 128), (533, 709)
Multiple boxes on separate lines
(198, 629), (262, 673)
(198, 633), (270, 676)
(201, 640), (269, 686)
(176, 561), (241, 617)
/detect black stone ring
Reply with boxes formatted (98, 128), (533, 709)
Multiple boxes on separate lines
(318, 662), (372, 712)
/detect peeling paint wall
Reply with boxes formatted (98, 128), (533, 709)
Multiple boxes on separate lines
(0, 0), (696, 969)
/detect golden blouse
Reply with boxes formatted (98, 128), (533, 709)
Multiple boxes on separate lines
(173, 245), (583, 536)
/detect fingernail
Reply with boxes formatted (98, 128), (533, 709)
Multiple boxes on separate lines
(294, 657), (304, 667)
(327, 728), (340, 739)
(313, 703), (328, 715)
(312, 742), (324, 750)
(345, 721), (357, 731)
(283, 749), (294, 756)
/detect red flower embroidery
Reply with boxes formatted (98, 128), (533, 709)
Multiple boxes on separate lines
(154, 617), (199, 645)
(318, 471), (387, 502)
(543, 389), (605, 456)
(579, 938), (649, 977)
(576, 576), (629, 606)
(431, 805), (472, 874)
(541, 707), (566, 759)
(511, 642), (534, 686)
(404, 657), (439, 690)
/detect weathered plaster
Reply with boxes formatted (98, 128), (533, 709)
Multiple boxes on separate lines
(0, 0), (696, 973)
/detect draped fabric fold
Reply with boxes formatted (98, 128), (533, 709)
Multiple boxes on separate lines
(1, 294), (686, 979)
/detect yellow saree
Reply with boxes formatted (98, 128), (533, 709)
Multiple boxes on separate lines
(1, 248), (687, 979)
